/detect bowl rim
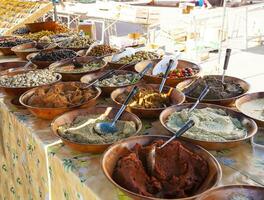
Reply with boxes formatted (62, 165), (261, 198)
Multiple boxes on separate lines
(50, 106), (143, 146)
(251, 127), (264, 148)
(159, 103), (258, 144)
(197, 184), (264, 200)
(11, 42), (39, 53)
(49, 57), (108, 75)
(177, 75), (250, 102)
(80, 69), (141, 89)
(235, 91), (264, 123)
(0, 70), (62, 89)
(101, 134), (222, 200)
(134, 59), (201, 80)
(19, 82), (102, 109)
(111, 83), (186, 111)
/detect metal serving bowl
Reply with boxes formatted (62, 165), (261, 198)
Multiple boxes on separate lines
(51, 106), (142, 153)
(81, 70), (141, 96)
(176, 75), (250, 107)
(11, 42), (56, 60)
(236, 92), (264, 127)
(160, 103), (258, 150)
(0, 69), (62, 97)
(27, 49), (77, 69)
(111, 84), (185, 119)
(134, 59), (201, 87)
(102, 135), (222, 200)
(19, 82), (101, 120)
(198, 185), (264, 200)
(0, 61), (37, 76)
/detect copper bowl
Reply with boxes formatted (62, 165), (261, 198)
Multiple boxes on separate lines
(0, 36), (17, 56)
(0, 46), (15, 56)
(236, 92), (264, 127)
(102, 135), (222, 200)
(176, 75), (250, 107)
(81, 70), (141, 96)
(135, 59), (201, 87)
(25, 21), (57, 33)
(19, 82), (101, 120)
(0, 61), (37, 76)
(160, 103), (258, 150)
(111, 84), (185, 119)
(27, 50), (77, 69)
(198, 185), (264, 200)
(51, 106), (142, 153)
(49, 56), (108, 81)
(0, 70), (62, 97)
(11, 42), (56, 60)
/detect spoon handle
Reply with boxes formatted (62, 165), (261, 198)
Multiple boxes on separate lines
(189, 85), (209, 112)
(159, 119), (195, 149)
(159, 59), (174, 93)
(111, 86), (138, 126)
(223, 48), (231, 71)
(222, 48), (231, 83)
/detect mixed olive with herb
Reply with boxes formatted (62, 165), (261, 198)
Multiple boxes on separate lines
(32, 49), (76, 62)
(87, 44), (118, 57)
(55, 61), (104, 73)
(59, 36), (94, 48)
(115, 51), (159, 64)
(97, 73), (139, 87)
(0, 69), (59, 88)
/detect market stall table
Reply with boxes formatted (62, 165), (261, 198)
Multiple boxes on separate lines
(0, 51), (264, 200)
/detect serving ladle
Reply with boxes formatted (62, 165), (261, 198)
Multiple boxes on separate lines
(147, 85), (209, 175)
(94, 85), (139, 135)
(221, 48), (231, 85)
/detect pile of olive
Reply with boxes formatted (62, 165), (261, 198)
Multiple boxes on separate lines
(116, 51), (159, 64)
(32, 49), (76, 61)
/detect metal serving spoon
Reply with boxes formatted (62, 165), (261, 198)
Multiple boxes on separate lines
(131, 62), (153, 83)
(159, 59), (174, 93)
(221, 48), (231, 84)
(147, 119), (195, 175)
(94, 85), (139, 134)
(147, 85), (209, 175)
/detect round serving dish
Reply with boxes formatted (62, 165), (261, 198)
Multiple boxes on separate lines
(160, 103), (258, 150)
(236, 92), (264, 127)
(27, 50), (77, 69)
(51, 106), (142, 153)
(11, 42), (57, 60)
(102, 135), (222, 200)
(81, 70), (141, 96)
(0, 61), (37, 76)
(0, 69), (62, 97)
(198, 184), (264, 200)
(49, 56), (107, 81)
(19, 82), (101, 120)
(176, 75), (250, 107)
(25, 21), (57, 33)
(111, 84), (185, 119)
(134, 59), (201, 87)
(0, 46), (15, 56)
(0, 36), (17, 56)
